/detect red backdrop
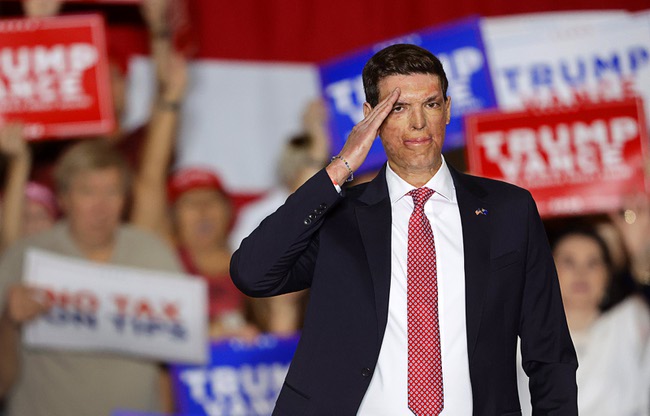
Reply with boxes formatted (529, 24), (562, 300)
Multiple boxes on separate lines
(190, 0), (649, 62)
(3, 0), (647, 63)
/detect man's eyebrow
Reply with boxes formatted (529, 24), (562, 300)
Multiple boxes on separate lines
(394, 95), (441, 106)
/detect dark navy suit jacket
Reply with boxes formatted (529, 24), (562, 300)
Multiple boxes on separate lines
(231, 164), (578, 416)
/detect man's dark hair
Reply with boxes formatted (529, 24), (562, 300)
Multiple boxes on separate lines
(362, 44), (449, 107)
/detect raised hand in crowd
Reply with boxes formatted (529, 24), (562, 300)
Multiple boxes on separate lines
(131, 52), (188, 238)
(609, 193), (650, 286)
(129, 51), (261, 342)
(161, 51), (189, 105)
(105, 0), (181, 148)
(141, 0), (174, 85)
(0, 124), (28, 160)
(0, 123), (31, 250)
(141, 0), (169, 34)
(21, 0), (63, 17)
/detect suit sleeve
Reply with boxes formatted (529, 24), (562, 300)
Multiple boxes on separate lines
(230, 168), (343, 297)
(519, 193), (578, 415)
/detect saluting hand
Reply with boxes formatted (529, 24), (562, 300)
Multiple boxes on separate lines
(326, 88), (400, 185)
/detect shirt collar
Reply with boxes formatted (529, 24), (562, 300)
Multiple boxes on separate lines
(385, 156), (455, 205)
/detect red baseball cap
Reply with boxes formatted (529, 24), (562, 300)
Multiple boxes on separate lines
(167, 167), (229, 204)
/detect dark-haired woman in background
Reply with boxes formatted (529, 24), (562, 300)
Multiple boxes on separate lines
(518, 227), (650, 416)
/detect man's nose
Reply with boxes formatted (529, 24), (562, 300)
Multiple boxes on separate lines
(410, 108), (426, 130)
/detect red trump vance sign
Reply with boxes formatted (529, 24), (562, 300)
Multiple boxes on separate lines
(465, 99), (649, 217)
(0, 14), (115, 139)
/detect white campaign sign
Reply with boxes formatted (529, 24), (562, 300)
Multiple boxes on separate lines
(482, 11), (650, 121)
(23, 249), (208, 364)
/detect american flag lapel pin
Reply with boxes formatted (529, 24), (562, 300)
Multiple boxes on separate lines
(475, 208), (488, 216)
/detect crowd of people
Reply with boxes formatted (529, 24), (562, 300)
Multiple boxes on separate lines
(0, 1), (329, 415)
(0, 1), (648, 415)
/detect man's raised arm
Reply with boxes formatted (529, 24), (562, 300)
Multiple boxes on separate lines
(230, 88), (400, 297)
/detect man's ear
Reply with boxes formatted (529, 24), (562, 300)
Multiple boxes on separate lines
(363, 102), (373, 118)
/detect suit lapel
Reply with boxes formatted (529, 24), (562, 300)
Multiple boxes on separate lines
(355, 165), (392, 344)
(449, 167), (491, 360)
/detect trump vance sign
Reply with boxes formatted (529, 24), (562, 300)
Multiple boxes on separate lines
(466, 99), (649, 217)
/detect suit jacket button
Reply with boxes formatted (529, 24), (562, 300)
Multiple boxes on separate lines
(319, 203), (328, 210)
(361, 367), (372, 377)
(304, 218), (312, 225)
(308, 213), (316, 220)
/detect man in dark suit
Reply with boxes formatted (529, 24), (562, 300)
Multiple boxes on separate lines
(231, 44), (577, 415)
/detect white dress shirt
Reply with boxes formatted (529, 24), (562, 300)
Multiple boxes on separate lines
(357, 158), (473, 415)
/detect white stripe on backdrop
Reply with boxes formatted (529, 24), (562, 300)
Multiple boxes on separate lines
(123, 56), (320, 194)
